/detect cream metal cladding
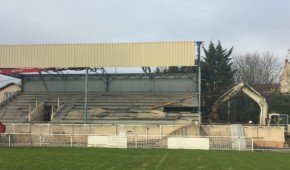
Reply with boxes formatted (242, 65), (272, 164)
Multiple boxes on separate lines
(0, 42), (195, 68)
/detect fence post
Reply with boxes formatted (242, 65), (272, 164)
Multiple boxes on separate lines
(159, 125), (162, 139)
(40, 135), (42, 147)
(146, 127), (149, 148)
(135, 136), (137, 148)
(8, 134), (11, 146)
(251, 138), (254, 152)
(70, 134), (73, 147)
(238, 137), (241, 151)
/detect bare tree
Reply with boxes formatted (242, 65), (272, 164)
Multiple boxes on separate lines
(233, 52), (282, 92)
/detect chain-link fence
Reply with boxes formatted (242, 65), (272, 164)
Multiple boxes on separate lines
(1, 133), (289, 152)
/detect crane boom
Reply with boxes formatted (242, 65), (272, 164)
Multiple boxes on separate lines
(213, 81), (268, 125)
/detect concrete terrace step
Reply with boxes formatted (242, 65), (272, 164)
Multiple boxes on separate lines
(1, 92), (197, 122)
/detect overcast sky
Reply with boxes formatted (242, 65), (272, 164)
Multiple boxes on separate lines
(0, 0), (290, 84)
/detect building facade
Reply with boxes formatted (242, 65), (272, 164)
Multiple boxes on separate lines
(280, 51), (290, 93)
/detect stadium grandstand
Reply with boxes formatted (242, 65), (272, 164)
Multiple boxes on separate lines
(0, 42), (286, 150)
(0, 42), (200, 125)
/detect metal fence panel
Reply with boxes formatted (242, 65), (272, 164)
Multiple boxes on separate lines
(1, 133), (290, 152)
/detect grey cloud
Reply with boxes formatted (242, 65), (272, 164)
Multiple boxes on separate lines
(0, 0), (289, 56)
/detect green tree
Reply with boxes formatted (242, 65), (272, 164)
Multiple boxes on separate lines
(201, 41), (235, 120)
(202, 41), (235, 95)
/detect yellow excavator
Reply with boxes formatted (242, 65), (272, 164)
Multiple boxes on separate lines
(210, 81), (289, 128)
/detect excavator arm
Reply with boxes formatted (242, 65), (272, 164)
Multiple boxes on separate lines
(212, 81), (268, 125)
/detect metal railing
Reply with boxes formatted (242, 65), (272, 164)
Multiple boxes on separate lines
(1, 133), (289, 152)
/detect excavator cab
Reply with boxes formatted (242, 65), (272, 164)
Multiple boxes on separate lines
(268, 113), (289, 132)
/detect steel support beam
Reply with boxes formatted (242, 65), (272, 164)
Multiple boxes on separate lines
(195, 41), (203, 119)
(84, 68), (88, 123)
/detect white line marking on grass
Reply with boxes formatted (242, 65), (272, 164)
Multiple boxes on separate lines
(155, 152), (170, 170)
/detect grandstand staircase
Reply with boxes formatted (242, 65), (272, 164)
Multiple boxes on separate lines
(230, 124), (247, 149)
(168, 125), (200, 136)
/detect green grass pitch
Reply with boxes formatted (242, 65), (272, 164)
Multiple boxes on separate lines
(0, 147), (289, 170)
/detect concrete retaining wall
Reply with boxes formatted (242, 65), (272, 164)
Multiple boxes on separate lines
(200, 125), (231, 136)
(4, 123), (285, 147)
(5, 123), (187, 137)
(243, 126), (285, 148)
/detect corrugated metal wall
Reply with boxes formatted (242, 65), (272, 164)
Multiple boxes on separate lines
(23, 76), (105, 92)
(109, 79), (195, 92)
(0, 42), (195, 68)
(22, 74), (196, 93)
